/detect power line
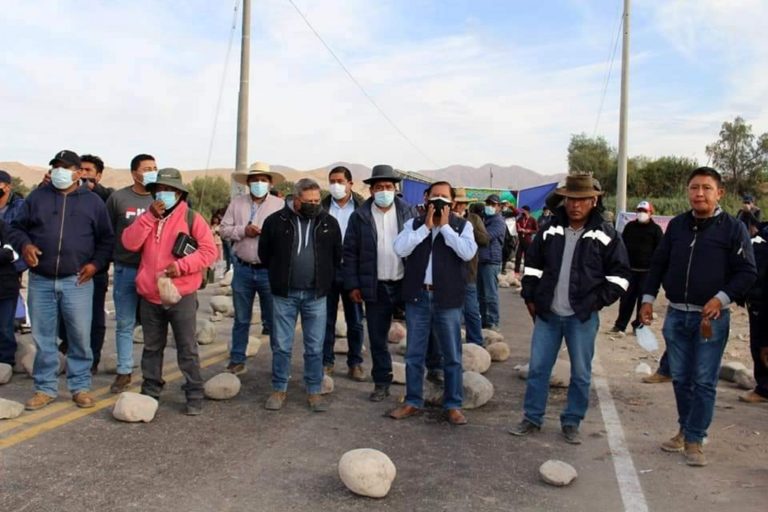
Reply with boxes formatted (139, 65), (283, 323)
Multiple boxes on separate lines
(592, 5), (625, 137)
(286, 0), (440, 168)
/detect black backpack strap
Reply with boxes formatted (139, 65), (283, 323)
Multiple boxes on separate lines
(186, 207), (195, 235)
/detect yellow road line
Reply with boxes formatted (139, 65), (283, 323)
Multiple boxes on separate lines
(0, 351), (229, 450)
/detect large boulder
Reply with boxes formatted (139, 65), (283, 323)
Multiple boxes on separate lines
(539, 460), (578, 487)
(246, 336), (262, 357)
(734, 369), (756, 390)
(634, 363), (652, 376)
(482, 329), (504, 344)
(335, 318), (348, 338)
(0, 363), (12, 384)
(487, 342), (510, 362)
(112, 392), (158, 423)
(214, 285), (233, 297)
(388, 322), (406, 344)
(391, 362), (406, 384)
(338, 448), (397, 498)
(204, 373), (241, 400)
(321, 375), (334, 395)
(0, 398), (24, 419)
(720, 361), (749, 382)
(462, 371), (494, 409)
(13, 341), (36, 375)
(102, 355), (139, 375)
(334, 338), (349, 355)
(395, 340), (407, 356)
(219, 269), (234, 286)
(210, 296), (235, 317)
(424, 378), (444, 406)
(550, 359), (571, 388)
(462, 344), (492, 374)
(196, 320), (217, 345)
(133, 326), (144, 344)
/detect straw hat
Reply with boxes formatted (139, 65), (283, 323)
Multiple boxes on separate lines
(231, 161), (286, 186)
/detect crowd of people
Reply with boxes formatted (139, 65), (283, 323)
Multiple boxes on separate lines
(0, 153), (766, 467)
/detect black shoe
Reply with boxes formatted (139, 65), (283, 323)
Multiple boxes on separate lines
(369, 385), (390, 402)
(609, 326), (623, 333)
(426, 369), (444, 384)
(509, 419), (540, 436)
(185, 399), (203, 416)
(140, 389), (160, 401)
(561, 424), (582, 444)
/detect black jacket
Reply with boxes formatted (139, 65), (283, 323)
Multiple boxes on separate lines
(342, 197), (415, 302)
(0, 220), (21, 300)
(643, 210), (756, 307)
(258, 205), (342, 298)
(521, 207), (631, 322)
(621, 219), (663, 271)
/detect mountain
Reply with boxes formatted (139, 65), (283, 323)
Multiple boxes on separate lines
(418, 164), (564, 190)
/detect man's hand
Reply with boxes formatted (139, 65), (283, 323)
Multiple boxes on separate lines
(425, 204), (436, 230)
(244, 224), (261, 238)
(150, 200), (166, 219)
(701, 297), (723, 320)
(77, 263), (97, 286)
(526, 302), (536, 322)
(349, 289), (363, 304)
(165, 263), (180, 278)
(438, 205), (450, 227)
(23, 244), (42, 267)
(639, 303), (654, 325)
(760, 347), (768, 367)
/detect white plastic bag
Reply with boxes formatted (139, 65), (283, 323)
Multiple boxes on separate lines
(635, 325), (659, 352)
(158, 276), (182, 307)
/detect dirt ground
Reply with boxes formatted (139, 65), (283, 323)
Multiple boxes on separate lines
(0, 281), (766, 511)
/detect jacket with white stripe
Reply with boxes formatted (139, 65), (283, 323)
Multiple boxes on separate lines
(521, 207), (631, 322)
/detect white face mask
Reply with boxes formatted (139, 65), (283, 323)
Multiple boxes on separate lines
(51, 167), (74, 190)
(329, 183), (347, 201)
(636, 212), (650, 223)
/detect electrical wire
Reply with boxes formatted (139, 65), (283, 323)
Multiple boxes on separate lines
(592, 4), (625, 137)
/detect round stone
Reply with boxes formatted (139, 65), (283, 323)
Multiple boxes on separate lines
(338, 448), (397, 498)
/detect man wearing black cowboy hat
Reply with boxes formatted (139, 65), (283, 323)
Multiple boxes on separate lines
(511, 174), (630, 444)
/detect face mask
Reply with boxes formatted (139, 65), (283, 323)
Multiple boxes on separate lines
(249, 182), (269, 198)
(299, 202), (322, 218)
(484, 206), (496, 216)
(428, 197), (452, 217)
(329, 183), (348, 201)
(0, 188), (5, 199)
(51, 168), (74, 190)
(374, 190), (395, 208)
(636, 212), (650, 223)
(142, 171), (158, 186)
(155, 191), (178, 210)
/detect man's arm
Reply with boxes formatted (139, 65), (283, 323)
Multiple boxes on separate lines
(597, 232), (631, 308)
(440, 220), (477, 262)
(257, 214), (274, 267)
(90, 201), (115, 272)
(219, 200), (245, 242)
(470, 214), (491, 246)
(393, 218), (430, 258)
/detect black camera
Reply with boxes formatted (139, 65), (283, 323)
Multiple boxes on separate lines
(172, 233), (198, 258)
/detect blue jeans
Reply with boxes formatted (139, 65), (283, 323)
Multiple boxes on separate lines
(28, 274), (94, 396)
(463, 283), (484, 345)
(322, 280), (364, 368)
(662, 307), (730, 443)
(271, 290), (326, 394)
(477, 263), (501, 327)
(522, 312), (599, 427)
(113, 264), (139, 375)
(365, 281), (400, 386)
(231, 260), (273, 364)
(0, 296), (17, 365)
(404, 290), (463, 409)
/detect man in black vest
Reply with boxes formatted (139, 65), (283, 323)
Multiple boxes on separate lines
(389, 181), (478, 425)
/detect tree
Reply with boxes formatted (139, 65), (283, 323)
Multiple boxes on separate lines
(274, 180), (294, 198)
(567, 134), (617, 193)
(11, 176), (30, 198)
(706, 116), (768, 196)
(187, 176), (232, 221)
(630, 156), (698, 198)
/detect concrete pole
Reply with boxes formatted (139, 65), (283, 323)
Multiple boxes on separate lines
(616, 0), (630, 216)
(235, 0), (251, 174)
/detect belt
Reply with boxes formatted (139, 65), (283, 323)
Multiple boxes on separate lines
(422, 284), (434, 291)
(236, 257), (266, 270)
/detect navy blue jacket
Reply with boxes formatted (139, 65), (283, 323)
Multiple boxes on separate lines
(0, 220), (21, 300)
(521, 207), (631, 322)
(342, 197), (415, 302)
(9, 184), (114, 278)
(478, 213), (506, 264)
(643, 210), (756, 307)
(1, 192), (27, 273)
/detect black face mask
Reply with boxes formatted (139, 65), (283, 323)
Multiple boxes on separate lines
(0, 188), (5, 199)
(428, 197), (452, 217)
(299, 202), (322, 218)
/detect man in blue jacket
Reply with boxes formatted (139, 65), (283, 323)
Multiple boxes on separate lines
(640, 166), (756, 467)
(9, 150), (115, 411)
(477, 194), (507, 331)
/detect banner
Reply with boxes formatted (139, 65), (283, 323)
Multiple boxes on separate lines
(464, 187), (517, 205)
(516, 182), (558, 218)
(401, 177), (427, 206)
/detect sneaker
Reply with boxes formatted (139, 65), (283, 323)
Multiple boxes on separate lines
(642, 371), (672, 384)
(426, 369), (444, 384)
(739, 390), (768, 403)
(561, 424), (582, 445)
(265, 391), (287, 411)
(684, 442), (707, 467)
(225, 362), (247, 376)
(185, 399), (203, 416)
(307, 394), (329, 412)
(369, 385), (390, 402)
(25, 391), (56, 411)
(347, 365), (366, 382)
(660, 431), (685, 453)
(509, 419), (540, 436)
(323, 365), (334, 377)
(72, 391), (96, 409)
(110, 373), (132, 394)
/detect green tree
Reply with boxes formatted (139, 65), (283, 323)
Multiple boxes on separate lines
(630, 156), (698, 198)
(706, 116), (768, 196)
(187, 176), (232, 221)
(567, 134), (617, 193)
(11, 176), (30, 197)
(274, 180), (295, 198)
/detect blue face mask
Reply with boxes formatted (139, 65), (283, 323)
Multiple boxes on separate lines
(156, 191), (178, 210)
(374, 190), (395, 208)
(51, 167), (74, 190)
(142, 171), (158, 186)
(249, 181), (269, 198)
(484, 206), (496, 216)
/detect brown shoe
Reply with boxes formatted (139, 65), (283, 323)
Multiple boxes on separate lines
(447, 408), (467, 425)
(684, 442), (707, 467)
(226, 362), (247, 376)
(660, 431), (685, 453)
(72, 391), (96, 409)
(265, 391), (287, 411)
(110, 373), (132, 394)
(307, 393), (329, 412)
(389, 404), (421, 420)
(25, 391), (56, 411)
(347, 365), (366, 382)
(739, 390), (768, 403)
(642, 371), (672, 384)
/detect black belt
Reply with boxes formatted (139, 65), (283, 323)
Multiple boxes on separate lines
(236, 257), (266, 269)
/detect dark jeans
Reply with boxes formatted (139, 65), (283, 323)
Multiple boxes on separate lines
(58, 271), (109, 368)
(140, 294), (203, 401)
(322, 280), (364, 369)
(514, 237), (530, 273)
(364, 281), (400, 386)
(657, 350), (670, 376)
(614, 270), (647, 331)
(0, 295), (17, 365)
(747, 304), (768, 398)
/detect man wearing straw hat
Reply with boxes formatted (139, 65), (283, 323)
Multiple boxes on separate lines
(220, 162), (286, 375)
(510, 174), (630, 444)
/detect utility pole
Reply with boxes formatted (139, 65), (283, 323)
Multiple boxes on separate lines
(616, 0), (630, 216)
(489, 166), (494, 188)
(235, 0), (251, 176)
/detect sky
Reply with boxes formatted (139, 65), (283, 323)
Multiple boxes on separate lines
(0, 0), (765, 175)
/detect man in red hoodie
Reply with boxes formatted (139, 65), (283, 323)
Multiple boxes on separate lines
(122, 168), (217, 415)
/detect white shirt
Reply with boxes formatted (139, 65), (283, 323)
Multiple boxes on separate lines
(371, 203), (404, 280)
(329, 197), (355, 242)
(393, 217), (477, 285)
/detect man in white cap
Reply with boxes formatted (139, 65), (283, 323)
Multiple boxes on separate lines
(220, 162), (286, 375)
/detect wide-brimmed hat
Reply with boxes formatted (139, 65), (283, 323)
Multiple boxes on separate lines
(454, 187), (471, 203)
(363, 164), (401, 185)
(146, 168), (188, 194)
(231, 161), (286, 186)
(554, 174), (603, 198)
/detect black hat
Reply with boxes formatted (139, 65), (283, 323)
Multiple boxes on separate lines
(363, 164), (402, 185)
(485, 193), (501, 204)
(49, 150), (81, 168)
(0, 170), (11, 184)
